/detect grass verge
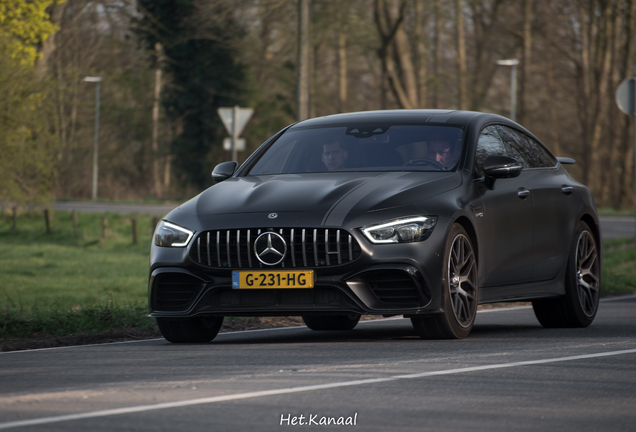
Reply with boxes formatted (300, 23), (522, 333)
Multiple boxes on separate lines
(596, 207), (636, 217)
(1, 210), (635, 351)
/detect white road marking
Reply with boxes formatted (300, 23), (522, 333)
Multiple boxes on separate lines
(600, 294), (636, 302)
(0, 348), (634, 430)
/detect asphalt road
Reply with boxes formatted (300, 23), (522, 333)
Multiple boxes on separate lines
(600, 216), (636, 239)
(1, 296), (634, 431)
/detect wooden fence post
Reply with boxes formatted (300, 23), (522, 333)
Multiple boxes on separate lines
(131, 218), (137, 244)
(12, 207), (17, 235)
(72, 209), (78, 237)
(102, 217), (108, 239)
(44, 209), (51, 234)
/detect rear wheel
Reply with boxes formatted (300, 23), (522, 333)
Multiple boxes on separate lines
(532, 221), (600, 328)
(411, 224), (478, 339)
(302, 314), (361, 331)
(156, 316), (223, 343)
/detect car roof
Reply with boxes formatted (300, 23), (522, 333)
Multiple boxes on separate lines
(291, 109), (503, 129)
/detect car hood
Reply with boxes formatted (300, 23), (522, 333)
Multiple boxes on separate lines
(174, 172), (461, 227)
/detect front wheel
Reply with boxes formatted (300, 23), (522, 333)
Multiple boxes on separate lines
(302, 314), (361, 331)
(412, 224), (479, 339)
(532, 221), (600, 328)
(156, 316), (224, 343)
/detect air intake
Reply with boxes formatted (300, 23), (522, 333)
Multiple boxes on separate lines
(153, 274), (203, 311)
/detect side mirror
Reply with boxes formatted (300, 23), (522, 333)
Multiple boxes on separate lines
(483, 155), (523, 178)
(212, 161), (238, 183)
(483, 155), (522, 189)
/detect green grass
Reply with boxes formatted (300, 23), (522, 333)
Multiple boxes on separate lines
(0, 209), (153, 308)
(0, 210), (635, 341)
(597, 207), (636, 217)
(0, 301), (156, 339)
(0, 209), (157, 340)
(600, 237), (636, 296)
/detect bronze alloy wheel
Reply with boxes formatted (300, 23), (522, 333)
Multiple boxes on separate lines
(412, 224), (478, 339)
(574, 229), (600, 318)
(448, 232), (479, 328)
(532, 221), (601, 328)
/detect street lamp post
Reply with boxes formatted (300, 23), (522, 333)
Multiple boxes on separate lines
(496, 59), (519, 122)
(84, 76), (101, 200)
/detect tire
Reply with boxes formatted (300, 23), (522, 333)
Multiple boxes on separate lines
(302, 314), (361, 331)
(411, 224), (478, 339)
(156, 316), (224, 343)
(532, 221), (600, 328)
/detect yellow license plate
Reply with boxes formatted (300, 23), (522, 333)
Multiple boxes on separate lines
(232, 270), (314, 289)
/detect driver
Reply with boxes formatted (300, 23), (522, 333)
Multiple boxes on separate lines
(322, 140), (348, 171)
(427, 139), (456, 169)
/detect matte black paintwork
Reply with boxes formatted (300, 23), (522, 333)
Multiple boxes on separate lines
(149, 110), (600, 319)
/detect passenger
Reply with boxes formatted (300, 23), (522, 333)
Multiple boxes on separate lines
(322, 140), (348, 171)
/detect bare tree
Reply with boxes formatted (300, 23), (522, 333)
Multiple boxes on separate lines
(297, 0), (310, 120)
(516, 0), (533, 125)
(456, 0), (468, 110)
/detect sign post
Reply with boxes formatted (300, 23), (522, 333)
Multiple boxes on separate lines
(615, 77), (636, 242)
(84, 76), (102, 200)
(217, 106), (254, 161)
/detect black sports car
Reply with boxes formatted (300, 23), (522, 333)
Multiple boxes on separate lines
(149, 109), (601, 342)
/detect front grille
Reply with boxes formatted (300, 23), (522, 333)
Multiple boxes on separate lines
(153, 274), (203, 311)
(190, 228), (362, 269)
(367, 271), (421, 305)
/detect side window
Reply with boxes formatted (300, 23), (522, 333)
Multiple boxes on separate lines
(475, 126), (507, 177)
(496, 125), (537, 168)
(527, 136), (557, 167)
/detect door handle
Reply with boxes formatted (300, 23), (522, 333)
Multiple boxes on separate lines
(561, 186), (574, 195)
(517, 189), (530, 199)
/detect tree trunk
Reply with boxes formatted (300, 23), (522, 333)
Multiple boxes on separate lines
(456, 0), (468, 110)
(603, 7), (624, 205)
(374, 0), (418, 109)
(297, 0), (310, 121)
(34, 1), (67, 80)
(517, 0), (533, 125)
(578, 5), (592, 185)
(543, 0), (560, 156)
(152, 42), (163, 200)
(585, 2), (615, 200)
(415, 0), (427, 108)
(620, 0), (636, 209)
(432, 0), (442, 109)
(338, 23), (347, 113)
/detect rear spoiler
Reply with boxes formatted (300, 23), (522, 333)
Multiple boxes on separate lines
(556, 157), (576, 165)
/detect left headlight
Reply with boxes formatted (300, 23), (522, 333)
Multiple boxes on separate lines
(154, 220), (194, 247)
(360, 216), (437, 244)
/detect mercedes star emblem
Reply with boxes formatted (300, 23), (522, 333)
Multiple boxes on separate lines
(254, 232), (287, 266)
(268, 213), (278, 219)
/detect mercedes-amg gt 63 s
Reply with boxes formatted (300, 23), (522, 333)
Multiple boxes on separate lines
(149, 109), (601, 342)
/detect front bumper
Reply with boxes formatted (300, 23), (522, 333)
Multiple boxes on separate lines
(148, 225), (449, 318)
(148, 262), (439, 319)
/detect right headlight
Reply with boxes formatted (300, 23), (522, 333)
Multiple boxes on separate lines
(154, 220), (194, 247)
(360, 216), (437, 244)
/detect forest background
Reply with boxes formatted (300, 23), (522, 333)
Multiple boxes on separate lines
(1, 0), (635, 210)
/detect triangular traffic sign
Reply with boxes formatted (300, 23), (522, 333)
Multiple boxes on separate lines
(217, 107), (254, 137)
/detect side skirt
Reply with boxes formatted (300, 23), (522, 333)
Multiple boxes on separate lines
(479, 277), (565, 304)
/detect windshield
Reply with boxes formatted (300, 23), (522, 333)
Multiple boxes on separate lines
(248, 124), (464, 175)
